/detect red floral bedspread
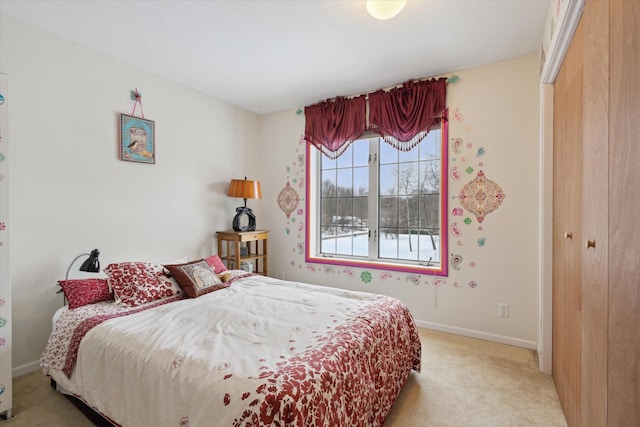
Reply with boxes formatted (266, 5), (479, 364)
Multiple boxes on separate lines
(228, 297), (421, 426)
(42, 275), (421, 427)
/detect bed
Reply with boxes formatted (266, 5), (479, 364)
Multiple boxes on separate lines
(41, 263), (421, 427)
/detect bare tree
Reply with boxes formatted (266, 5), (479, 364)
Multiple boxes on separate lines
(380, 189), (397, 239)
(336, 184), (353, 232)
(353, 186), (368, 230)
(419, 160), (440, 250)
(320, 180), (337, 235)
(321, 179), (336, 197)
(395, 164), (418, 252)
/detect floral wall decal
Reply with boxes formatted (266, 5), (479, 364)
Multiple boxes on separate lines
(452, 108), (464, 122)
(450, 254), (463, 271)
(452, 137), (463, 153)
(379, 272), (393, 281)
(360, 271), (372, 283)
(450, 166), (462, 181)
(432, 278), (446, 287)
(405, 275), (420, 285)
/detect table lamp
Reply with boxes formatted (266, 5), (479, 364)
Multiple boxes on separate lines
(227, 177), (262, 231)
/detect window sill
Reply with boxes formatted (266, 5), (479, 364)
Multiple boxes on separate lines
(305, 254), (447, 276)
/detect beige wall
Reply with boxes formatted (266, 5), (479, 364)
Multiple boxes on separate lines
(1, 14), (259, 370)
(257, 54), (541, 347)
(2, 11), (542, 369)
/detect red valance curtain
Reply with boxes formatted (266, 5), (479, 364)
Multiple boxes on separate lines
(304, 77), (447, 158)
(368, 77), (447, 151)
(304, 95), (367, 159)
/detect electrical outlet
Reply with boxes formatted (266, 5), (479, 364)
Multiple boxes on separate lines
(499, 303), (509, 318)
(280, 272), (285, 280)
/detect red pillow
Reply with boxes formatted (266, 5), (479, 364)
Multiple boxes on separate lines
(104, 262), (180, 307)
(58, 278), (113, 309)
(205, 255), (227, 273)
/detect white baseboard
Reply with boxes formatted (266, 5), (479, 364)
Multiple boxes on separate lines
(416, 320), (538, 350)
(12, 360), (41, 378)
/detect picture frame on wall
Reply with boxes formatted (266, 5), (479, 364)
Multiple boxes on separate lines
(119, 113), (155, 164)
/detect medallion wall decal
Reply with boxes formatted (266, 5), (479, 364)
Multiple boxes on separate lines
(277, 181), (300, 219)
(457, 170), (505, 223)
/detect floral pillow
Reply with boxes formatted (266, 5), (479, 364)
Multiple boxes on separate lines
(104, 262), (182, 307)
(58, 278), (113, 309)
(205, 254), (227, 273)
(165, 259), (228, 298)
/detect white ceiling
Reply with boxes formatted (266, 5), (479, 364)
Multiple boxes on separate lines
(0, 0), (548, 115)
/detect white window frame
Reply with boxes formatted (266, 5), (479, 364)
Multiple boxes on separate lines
(305, 120), (449, 276)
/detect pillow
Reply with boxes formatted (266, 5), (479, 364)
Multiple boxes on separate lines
(165, 259), (228, 298)
(58, 278), (113, 309)
(205, 254), (227, 273)
(104, 262), (182, 307)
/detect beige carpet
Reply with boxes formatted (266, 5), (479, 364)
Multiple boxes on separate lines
(2, 328), (566, 426)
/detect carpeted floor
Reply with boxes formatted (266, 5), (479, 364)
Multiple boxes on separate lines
(2, 328), (566, 426)
(385, 329), (566, 426)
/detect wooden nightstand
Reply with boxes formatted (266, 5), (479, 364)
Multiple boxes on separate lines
(216, 230), (269, 276)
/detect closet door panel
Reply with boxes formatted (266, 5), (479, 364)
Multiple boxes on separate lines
(580, 0), (609, 425)
(608, 0), (640, 424)
(553, 17), (584, 426)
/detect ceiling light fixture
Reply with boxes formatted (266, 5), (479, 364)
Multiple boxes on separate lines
(366, 0), (407, 20)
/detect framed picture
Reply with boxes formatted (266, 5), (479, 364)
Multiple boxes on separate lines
(119, 113), (155, 164)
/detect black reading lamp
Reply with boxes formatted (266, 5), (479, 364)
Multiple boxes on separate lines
(227, 177), (262, 231)
(65, 248), (101, 280)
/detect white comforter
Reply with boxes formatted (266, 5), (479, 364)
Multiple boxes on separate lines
(43, 274), (421, 427)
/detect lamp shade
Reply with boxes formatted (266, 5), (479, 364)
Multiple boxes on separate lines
(79, 249), (101, 273)
(228, 178), (262, 200)
(65, 248), (101, 280)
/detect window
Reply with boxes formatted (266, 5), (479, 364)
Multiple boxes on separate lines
(306, 121), (448, 276)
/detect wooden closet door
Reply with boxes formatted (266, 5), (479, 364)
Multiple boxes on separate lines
(608, 0), (640, 424)
(552, 16), (584, 427)
(580, 0), (609, 425)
